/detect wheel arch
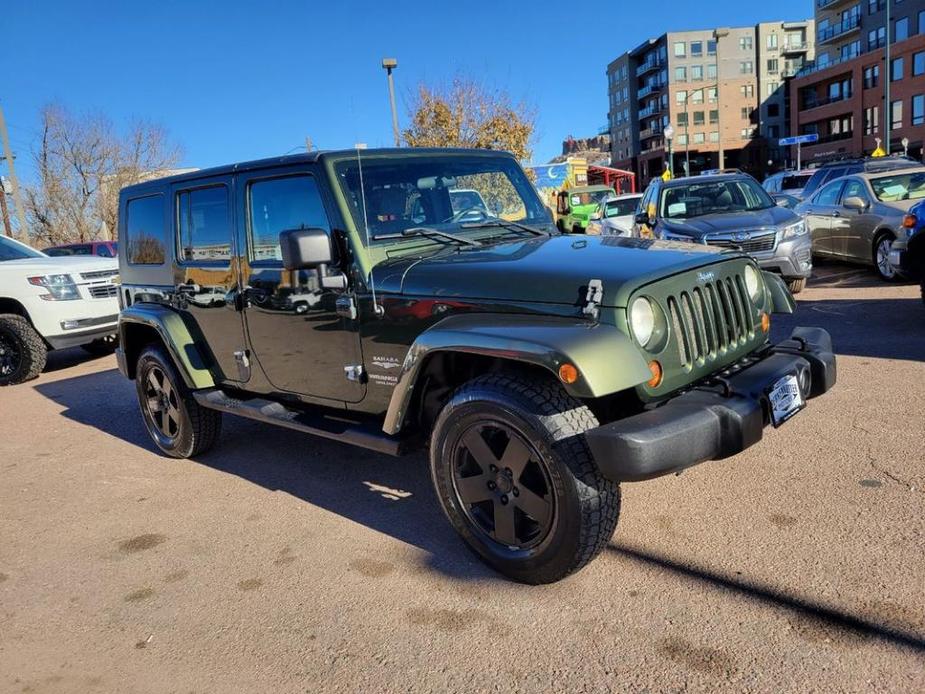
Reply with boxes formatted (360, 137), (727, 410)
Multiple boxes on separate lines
(0, 297), (31, 321)
(381, 313), (652, 435)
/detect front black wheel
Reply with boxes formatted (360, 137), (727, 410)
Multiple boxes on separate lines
(0, 314), (47, 386)
(430, 373), (621, 584)
(135, 345), (221, 458)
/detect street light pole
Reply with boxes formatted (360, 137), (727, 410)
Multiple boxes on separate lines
(381, 58), (401, 147)
(883, 0), (891, 155)
(664, 124), (675, 177)
(713, 28), (729, 169)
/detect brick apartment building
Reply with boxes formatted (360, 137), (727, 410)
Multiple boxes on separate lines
(607, 20), (815, 186)
(789, 0), (925, 163)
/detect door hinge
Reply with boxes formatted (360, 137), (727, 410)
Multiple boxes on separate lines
(336, 295), (358, 320)
(233, 349), (251, 381)
(583, 279), (603, 320)
(344, 364), (365, 383)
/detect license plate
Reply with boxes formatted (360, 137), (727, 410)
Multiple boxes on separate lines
(767, 374), (805, 427)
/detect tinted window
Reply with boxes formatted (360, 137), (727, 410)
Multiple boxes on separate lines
(815, 180), (845, 206)
(177, 185), (232, 263)
(604, 198), (641, 217)
(46, 245), (92, 256)
(780, 173), (812, 190)
(126, 195), (166, 265)
(823, 167), (848, 184)
(95, 244), (115, 258)
(840, 179), (868, 203)
(802, 169), (827, 197)
(660, 179), (774, 219)
(0, 236), (44, 261)
(248, 175), (330, 263)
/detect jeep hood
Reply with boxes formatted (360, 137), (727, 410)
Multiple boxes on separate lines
(373, 235), (732, 308)
(660, 205), (798, 237)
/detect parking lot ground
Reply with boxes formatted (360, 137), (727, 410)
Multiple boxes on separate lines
(1, 263), (924, 693)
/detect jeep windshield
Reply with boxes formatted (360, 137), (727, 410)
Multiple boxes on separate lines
(0, 236), (46, 261)
(334, 153), (554, 244)
(660, 178), (775, 219)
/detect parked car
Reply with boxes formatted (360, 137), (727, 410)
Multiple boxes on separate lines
(795, 167), (925, 281)
(799, 155), (920, 202)
(889, 200), (925, 303)
(585, 193), (643, 236)
(772, 193), (802, 210)
(44, 241), (118, 258)
(763, 171), (812, 198)
(0, 235), (119, 385)
(116, 147), (835, 584)
(555, 184), (613, 233)
(633, 173), (812, 293)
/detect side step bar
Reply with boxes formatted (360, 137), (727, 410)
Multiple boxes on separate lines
(193, 389), (406, 456)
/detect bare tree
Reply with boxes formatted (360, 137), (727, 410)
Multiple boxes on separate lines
(25, 104), (181, 246)
(402, 78), (535, 163)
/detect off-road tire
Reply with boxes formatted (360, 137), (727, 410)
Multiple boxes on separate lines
(81, 334), (119, 356)
(135, 344), (221, 458)
(430, 372), (621, 584)
(0, 314), (47, 386)
(787, 277), (807, 294)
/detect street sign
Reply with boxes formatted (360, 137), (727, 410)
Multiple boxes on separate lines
(778, 134), (819, 146)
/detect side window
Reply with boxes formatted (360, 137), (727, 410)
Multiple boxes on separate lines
(248, 174), (330, 264)
(177, 185), (232, 263)
(126, 195), (166, 265)
(96, 245), (115, 258)
(815, 180), (845, 206)
(823, 167), (847, 185)
(840, 179), (869, 203)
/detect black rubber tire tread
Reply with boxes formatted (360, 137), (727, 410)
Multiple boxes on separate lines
(430, 371), (621, 584)
(0, 314), (47, 386)
(786, 277), (807, 294)
(135, 345), (222, 458)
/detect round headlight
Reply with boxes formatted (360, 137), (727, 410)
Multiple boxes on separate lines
(630, 297), (656, 346)
(744, 264), (761, 301)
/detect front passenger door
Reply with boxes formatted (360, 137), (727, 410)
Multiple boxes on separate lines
(804, 180), (845, 256)
(835, 178), (876, 261)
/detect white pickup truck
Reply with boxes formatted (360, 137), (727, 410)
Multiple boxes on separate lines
(0, 235), (120, 385)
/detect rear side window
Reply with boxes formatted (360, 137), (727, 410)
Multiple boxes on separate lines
(177, 185), (232, 263)
(780, 173), (811, 190)
(802, 170), (826, 198)
(126, 195), (166, 265)
(248, 175), (330, 263)
(823, 167), (848, 185)
(815, 180), (845, 206)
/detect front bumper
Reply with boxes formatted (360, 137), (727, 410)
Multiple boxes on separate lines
(585, 327), (836, 482)
(44, 315), (119, 350)
(753, 234), (813, 279)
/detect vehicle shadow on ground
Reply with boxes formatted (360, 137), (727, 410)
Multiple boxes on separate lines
(42, 346), (113, 374)
(32, 368), (497, 583)
(609, 543), (925, 653)
(773, 297), (925, 362)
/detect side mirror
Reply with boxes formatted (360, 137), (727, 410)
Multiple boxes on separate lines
(776, 198), (790, 207)
(843, 196), (868, 211)
(634, 212), (651, 226)
(279, 228), (332, 270)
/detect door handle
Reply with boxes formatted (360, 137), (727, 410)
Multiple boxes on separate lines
(831, 211), (840, 217)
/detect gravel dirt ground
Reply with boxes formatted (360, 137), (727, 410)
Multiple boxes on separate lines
(1, 264), (923, 693)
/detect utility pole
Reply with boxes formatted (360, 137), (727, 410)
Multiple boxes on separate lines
(883, 0), (891, 155)
(0, 105), (29, 240)
(381, 58), (401, 147)
(713, 28), (730, 169)
(0, 177), (12, 236)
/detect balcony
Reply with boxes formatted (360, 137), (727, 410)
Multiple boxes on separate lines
(795, 49), (860, 78)
(801, 92), (853, 110)
(637, 82), (665, 99)
(815, 130), (854, 144)
(639, 127), (664, 140)
(636, 57), (663, 77)
(638, 104), (662, 119)
(782, 41), (809, 54)
(817, 14), (861, 45)
(816, 0), (851, 8)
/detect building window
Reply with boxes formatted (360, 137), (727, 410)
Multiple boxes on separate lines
(767, 103), (780, 117)
(914, 51), (925, 77)
(841, 41), (861, 60)
(911, 95), (924, 126)
(676, 90), (687, 104)
(767, 59), (779, 74)
(920, 10), (925, 35)
(709, 109), (719, 123)
(863, 64), (880, 89)
(767, 81), (779, 96)
(177, 186), (232, 263)
(676, 134), (688, 146)
(693, 133), (705, 144)
(691, 65), (703, 81)
(708, 87), (718, 102)
(891, 100), (903, 129)
(868, 27), (885, 51)
(709, 131), (719, 142)
(740, 61), (754, 74)
(768, 125), (780, 138)
(892, 57), (904, 82)
(741, 106), (754, 120)
(867, 0), (884, 13)
(693, 111), (705, 125)
(691, 89), (704, 104)
(894, 17), (909, 42)
(741, 128), (753, 139)
(739, 36), (753, 50)
(691, 41), (703, 56)
(675, 66), (687, 81)
(677, 112), (689, 126)
(674, 42), (686, 57)
(864, 106), (879, 135)
(707, 39), (717, 55)
(707, 64), (717, 79)
(767, 34), (778, 49)
(740, 84), (754, 98)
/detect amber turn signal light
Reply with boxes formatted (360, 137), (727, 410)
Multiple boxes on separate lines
(646, 360), (663, 388)
(558, 363), (579, 384)
(903, 214), (917, 229)
(760, 312), (770, 333)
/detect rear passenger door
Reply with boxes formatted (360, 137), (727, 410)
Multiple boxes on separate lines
(805, 180), (845, 256)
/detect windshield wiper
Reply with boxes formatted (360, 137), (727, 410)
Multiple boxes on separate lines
(459, 220), (549, 236)
(372, 226), (481, 247)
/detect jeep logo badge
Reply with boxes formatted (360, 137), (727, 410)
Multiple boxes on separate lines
(697, 271), (716, 283)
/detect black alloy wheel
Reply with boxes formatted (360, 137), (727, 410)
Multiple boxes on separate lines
(142, 365), (182, 444)
(0, 329), (22, 380)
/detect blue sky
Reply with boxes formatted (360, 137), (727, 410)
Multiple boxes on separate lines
(3, 0), (811, 183)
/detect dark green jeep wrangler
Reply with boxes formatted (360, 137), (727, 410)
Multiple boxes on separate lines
(116, 148), (836, 583)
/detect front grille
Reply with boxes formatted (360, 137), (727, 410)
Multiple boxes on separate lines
(705, 231), (777, 254)
(80, 269), (118, 281)
(88, 284), (118, 299)
(666, 273), (755, 369)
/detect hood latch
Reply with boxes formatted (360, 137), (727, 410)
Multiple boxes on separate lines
(582, 279), (603, 321)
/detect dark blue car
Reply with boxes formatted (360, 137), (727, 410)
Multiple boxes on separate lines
(890, 199), (925, 303)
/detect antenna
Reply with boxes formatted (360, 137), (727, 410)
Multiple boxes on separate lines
(355, 144), (384, 316)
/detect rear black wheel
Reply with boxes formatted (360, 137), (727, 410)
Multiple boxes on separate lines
(873, 233), (898, 282)
(430, 373), (621, 584)
(135, 345), (221, 458)
(0, 314), (47, 386)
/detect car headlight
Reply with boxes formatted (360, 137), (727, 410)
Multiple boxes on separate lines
(661, 231), (693, 242)
(744, 264), (762, 301)
(28, 274), (80, 301)
(629, 297), (656, 347)
(781, 220), (807, 239)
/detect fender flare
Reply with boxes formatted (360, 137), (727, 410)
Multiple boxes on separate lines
(382, 313), (652, 435)
(118, 304), (215, 390)
(762, 271), (795, 314)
